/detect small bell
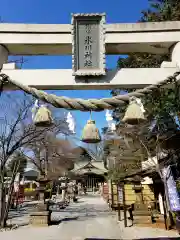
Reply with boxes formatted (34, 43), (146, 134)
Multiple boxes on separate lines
(81, 120), (101, 143)
(122, 96), (146, 125)
(33, 105), (53, 127)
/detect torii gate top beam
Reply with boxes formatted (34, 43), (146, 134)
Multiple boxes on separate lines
(1, 19), (180, 90)
(1, 21), (180, 55)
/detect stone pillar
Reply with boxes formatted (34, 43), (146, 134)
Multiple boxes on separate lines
(161, 42), (180, 69)
(0, 45), (8, 69)
(171, 42), (180, 68)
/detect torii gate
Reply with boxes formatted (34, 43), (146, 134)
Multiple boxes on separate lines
(0, 14), (180, 94)
(0, 15), (178, 228)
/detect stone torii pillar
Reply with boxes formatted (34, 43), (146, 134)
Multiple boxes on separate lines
(171, 42), (180, 69)
(161, 42), (180, 71)
(0, 45), (8, 69)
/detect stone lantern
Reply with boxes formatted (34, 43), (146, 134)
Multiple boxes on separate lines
(132, 175), (151, 224)
(30, 175), (51, 227)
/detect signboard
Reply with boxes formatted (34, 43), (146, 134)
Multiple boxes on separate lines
(162, 166), (180, 211)
(118, 185), (123, 204)
(71, 13), (106, 76)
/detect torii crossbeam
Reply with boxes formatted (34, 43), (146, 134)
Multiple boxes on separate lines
(0, 17), (180, 90)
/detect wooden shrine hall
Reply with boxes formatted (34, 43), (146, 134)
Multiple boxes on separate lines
(71, 147), (107, 192)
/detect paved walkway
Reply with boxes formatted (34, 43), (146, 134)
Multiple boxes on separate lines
(0, 195), (179, 240)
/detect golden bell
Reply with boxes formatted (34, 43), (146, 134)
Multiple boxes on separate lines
(122, 97), (146, 125)
(34, 105), (53, 127)
(81, 120), (101, 143)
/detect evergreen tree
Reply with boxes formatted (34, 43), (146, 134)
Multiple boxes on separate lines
(112, 0), (180, 132)
(107, 1), (180, 181)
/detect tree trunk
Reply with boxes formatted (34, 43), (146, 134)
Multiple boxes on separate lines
(3, 181), (15, 226)
(0, 163), (19, 228)
(0, 160), (7, 228)
(0, 182), (6, 228)
(0, 182), (4, 228)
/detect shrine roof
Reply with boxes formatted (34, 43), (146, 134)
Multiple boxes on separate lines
(71, 160), (107, 175)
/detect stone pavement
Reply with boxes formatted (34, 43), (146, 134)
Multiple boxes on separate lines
(0, 195), (179, 240)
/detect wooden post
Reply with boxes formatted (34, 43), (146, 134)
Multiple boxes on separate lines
(123, 182), (127, 227)
(162, 194), (168, 230)
(118, 202), (121, 221)
(111, 180), (114, 210)
(117, 183), (121, 221)
(163, 170), (172, 230)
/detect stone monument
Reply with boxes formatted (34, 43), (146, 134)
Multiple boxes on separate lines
(132, 175), (151, 224)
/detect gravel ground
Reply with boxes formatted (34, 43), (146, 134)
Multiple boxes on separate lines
(0, 195), (179, 240)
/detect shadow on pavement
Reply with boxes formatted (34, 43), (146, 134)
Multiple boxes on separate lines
(8, 203), (36, 220)
(50, 216), (79, 225)
(8, 211), (29, 219)
(84, 238), (180, 240)
(60, 216), (79, 222)
(15, 222), (29, 228)
(57, 203), (110, 213)
(49, 220), (61, 226)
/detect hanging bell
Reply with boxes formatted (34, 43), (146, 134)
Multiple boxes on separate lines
(33, 105), (53, 127)
(122, 97), (146, 125)
(81, 120), (101, 143)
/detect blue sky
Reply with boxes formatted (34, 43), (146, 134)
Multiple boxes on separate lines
(1, 0), (149, 139)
